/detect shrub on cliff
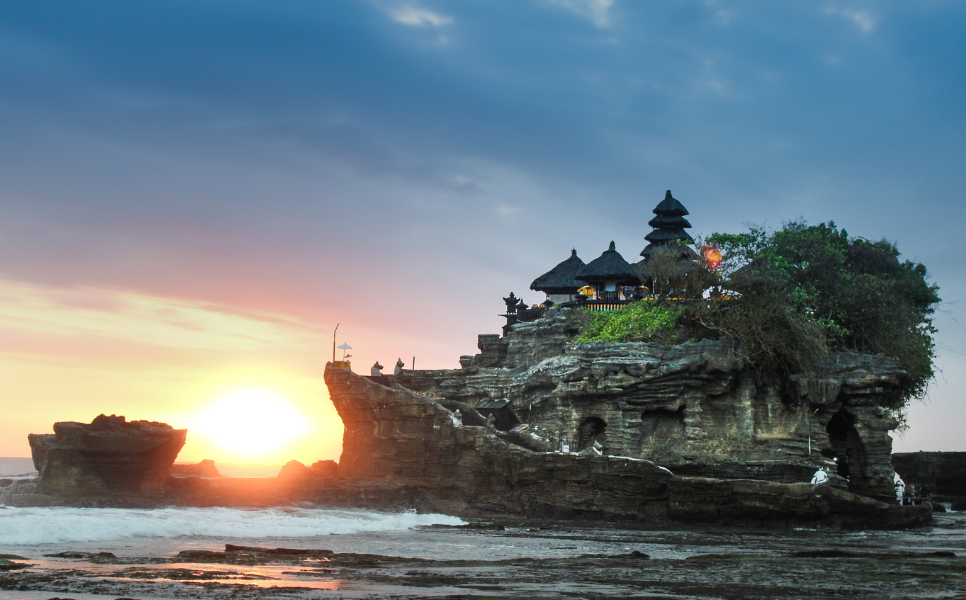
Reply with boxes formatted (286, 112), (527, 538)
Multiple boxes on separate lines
(692, 221), (939, 406)
(574, 300), (683, 344)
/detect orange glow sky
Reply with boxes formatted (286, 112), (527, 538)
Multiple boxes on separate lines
(0, 277), (488, 464)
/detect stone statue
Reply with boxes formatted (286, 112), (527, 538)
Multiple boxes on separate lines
(394, 358), (405, 375)
(485, 413), (496, 430)
(503, 292), (519, 314)
(370, 362), (383, 376)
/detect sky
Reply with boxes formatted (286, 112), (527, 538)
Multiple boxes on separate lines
(1, 1), (965, 465)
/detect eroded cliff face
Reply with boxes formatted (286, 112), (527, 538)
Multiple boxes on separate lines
(393, 308), (905, 501)
(26, 414), (186, 497)
(325, 364), (927, 528)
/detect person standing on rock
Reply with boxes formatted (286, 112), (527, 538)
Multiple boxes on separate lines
(811, 467), (829, 485)
(895, 475), (905, 505)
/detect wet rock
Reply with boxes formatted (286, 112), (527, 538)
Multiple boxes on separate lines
(26, 414), (186, 498)
(43, 552), (116, 560)
(277, 459), (338, 480)
(893, 452), (966, 497)
(169, 459), (220, 478)
(0, 558), (31, 570)
(224, 544), (334, 555)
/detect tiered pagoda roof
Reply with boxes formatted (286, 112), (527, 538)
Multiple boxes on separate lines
(530, 249), (586, 294)
(641, 190), (697, 259)
(575, 241), (639, 285)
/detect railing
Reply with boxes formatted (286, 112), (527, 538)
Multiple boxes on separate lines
(516, 307), (546, 322)
(580, 301), (629, 311)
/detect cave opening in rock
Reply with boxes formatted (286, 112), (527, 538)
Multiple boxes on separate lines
(577, 417), (607, 452)
(825, 410), (862, 479)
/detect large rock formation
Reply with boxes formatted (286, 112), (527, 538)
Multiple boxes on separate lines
(393, 308), (904, 502)
(326, 364), (928, 528)
(893, 452), (966, 498)
(25, 414), (186, 497)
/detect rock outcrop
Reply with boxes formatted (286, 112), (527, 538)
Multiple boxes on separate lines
(277, 459), (338, 480)
(170, 459), (221, 478)
(326, 364), (929, 528)
(393, 308), (904, 502)
(25, 414), (186, 497)
(893, 452), (966, 499)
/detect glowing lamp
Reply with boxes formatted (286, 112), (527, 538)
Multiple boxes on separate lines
(702, 245), (722, 271)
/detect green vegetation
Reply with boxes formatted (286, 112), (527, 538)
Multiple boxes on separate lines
(574, 300), (683, 344)
(573, 221), (940, 409)
(698, 221), (939, 406)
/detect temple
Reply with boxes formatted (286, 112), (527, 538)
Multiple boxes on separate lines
(369, 189), (908, 507)
(641, 190), (698, 260)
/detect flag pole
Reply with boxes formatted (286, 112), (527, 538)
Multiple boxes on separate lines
(332, 323), (339, 364)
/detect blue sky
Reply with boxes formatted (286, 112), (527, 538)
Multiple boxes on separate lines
(1, 1), (965, 455)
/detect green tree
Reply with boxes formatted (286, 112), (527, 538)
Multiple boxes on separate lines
(703, 221), (940, 406)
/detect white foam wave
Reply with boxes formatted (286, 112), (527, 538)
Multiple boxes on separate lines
(0, 506), (464, 546)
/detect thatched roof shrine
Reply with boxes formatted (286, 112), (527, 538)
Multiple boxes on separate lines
(531, 249), (586, 294)
(641, 190), (697, 259)
(576, 241), (639, 285)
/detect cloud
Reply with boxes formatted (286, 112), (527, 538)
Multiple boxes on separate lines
(389, 5), (453, 28)
(824, 6), (878, 33)
(544, 0), (615, 29)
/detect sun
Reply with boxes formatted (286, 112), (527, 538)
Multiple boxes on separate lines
(189, 388), (311, 459)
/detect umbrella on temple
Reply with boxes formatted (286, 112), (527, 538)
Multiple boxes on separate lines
(339, 342), (352, 361)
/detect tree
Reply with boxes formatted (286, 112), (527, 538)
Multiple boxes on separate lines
(699, 221), (940, 407)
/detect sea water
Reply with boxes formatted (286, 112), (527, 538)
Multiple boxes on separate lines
(0, 457), (36, 478)
(1, 505), (965, 599)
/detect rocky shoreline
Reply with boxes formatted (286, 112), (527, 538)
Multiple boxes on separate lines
(2, 513), (964, 600)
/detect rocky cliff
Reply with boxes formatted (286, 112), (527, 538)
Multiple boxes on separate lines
(893, 452), (966, 498)
(326, 364), (927, 528)
(393, 308), (904, 502)
(25, 414), (186, 498)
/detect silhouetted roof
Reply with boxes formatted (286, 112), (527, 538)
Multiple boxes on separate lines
(575, 241), (639, 285)
(641, 189), (695, 258)
(477, 399), (510, 410)
(531, 249), (586, 293)
(653, 190), (689, 216)
(645, 227), (696, 243)
(640, 243), (700, 259)
(648, 214), (692, 229)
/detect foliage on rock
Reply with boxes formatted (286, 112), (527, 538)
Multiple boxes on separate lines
(574, 300), (683, 344)
(570, 221), (939, 409)
(693, 221), (940, 406)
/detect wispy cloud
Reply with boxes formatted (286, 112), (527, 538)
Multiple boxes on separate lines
(824, 6), (878, 34)
(544, 0), (615, 29)
(389, 5), (453, 28)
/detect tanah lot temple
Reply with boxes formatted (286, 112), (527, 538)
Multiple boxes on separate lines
(502, 190), (696, 333)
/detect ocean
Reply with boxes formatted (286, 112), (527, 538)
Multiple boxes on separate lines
(0, 503), (964, 599)
(0, 458), (35, 478)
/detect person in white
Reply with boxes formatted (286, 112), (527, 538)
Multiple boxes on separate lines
(894, 474), (905, 505)
(811, 467), (829, 485)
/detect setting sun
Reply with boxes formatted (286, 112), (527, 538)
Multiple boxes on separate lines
(189, 388), (312, 459)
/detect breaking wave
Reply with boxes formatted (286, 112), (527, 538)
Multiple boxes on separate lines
(0, 506), (464, 546)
